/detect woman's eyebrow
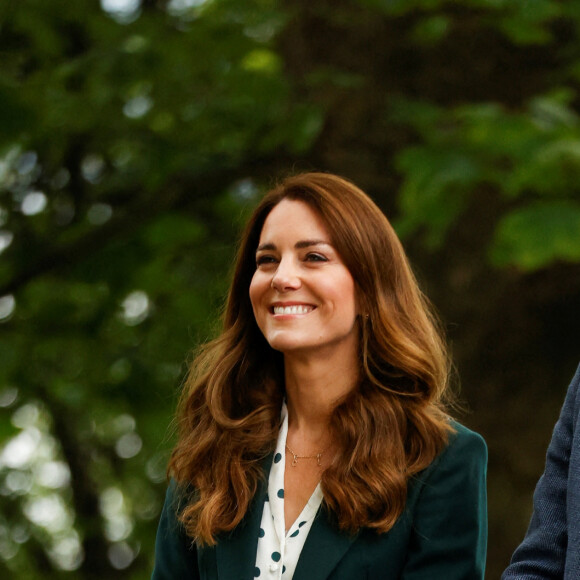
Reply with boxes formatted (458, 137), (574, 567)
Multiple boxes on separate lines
(295, 240), (331, 249)
(256, 240), (331, 252)
(256, 242), (276, 252)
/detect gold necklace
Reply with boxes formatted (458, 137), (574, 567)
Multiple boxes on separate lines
(285, 443), (326, 467)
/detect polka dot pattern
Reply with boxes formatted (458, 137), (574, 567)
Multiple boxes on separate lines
(253, 402), (324, 579)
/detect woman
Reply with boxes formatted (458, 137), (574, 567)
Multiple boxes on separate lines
(152, 172), (487, 579)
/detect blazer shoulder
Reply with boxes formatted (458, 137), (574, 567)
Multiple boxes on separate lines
(448, 420), (487, 451)
(408, 419), (487, 500)
(439, 420), (488, 468)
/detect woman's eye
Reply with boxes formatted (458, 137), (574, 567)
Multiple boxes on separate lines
(305, 253), (327, 262)
(256, 255), (277, 267)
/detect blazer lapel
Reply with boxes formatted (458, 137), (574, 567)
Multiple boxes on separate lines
(293, 507), (360, 580)
(215, 457), (272, 580)
(214, 456), (358, 580)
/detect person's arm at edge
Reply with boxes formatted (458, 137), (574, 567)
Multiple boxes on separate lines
(151, 479), (200, 580)
(502, 364), (580, 580)
(402, 423), (488, 580)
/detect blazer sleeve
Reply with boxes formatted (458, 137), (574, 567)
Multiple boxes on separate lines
(402, 423), (488, 580)
(502, 364), (580, 580)
(151, 480), (200, 580)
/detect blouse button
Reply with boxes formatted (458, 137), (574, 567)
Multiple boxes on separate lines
(269, 563), (279, 572)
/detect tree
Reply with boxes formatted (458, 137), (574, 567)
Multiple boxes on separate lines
(2, 0), (580, 577)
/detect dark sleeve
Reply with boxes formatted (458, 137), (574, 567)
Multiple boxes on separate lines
(402, 423), (488, 580)
(152, 480), (200, 580)
(502, 364), (580, 580)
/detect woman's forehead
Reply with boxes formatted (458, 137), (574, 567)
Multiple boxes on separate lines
(258, 199), (331, 243)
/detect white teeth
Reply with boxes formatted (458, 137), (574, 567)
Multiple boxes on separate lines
(273, 305), (313, 315)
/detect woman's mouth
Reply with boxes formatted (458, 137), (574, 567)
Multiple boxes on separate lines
(271, 304), (315, 315)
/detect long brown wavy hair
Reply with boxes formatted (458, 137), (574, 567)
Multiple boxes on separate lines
(169, 172), (454, 545)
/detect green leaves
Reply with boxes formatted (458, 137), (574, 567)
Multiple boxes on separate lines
(391, 92), (580, 269)
(395, 147), (481, 247)
(491, 201), (580, 270)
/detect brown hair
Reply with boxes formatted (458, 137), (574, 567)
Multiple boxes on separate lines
(169, 172), (453, 544)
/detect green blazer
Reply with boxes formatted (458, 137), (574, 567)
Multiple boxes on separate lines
(152, 422), (487, 580)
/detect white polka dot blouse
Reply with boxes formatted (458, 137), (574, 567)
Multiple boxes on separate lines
(253, 403), (323, 579)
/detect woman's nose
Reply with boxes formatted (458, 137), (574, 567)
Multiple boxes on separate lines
(271, 258), (301, 292)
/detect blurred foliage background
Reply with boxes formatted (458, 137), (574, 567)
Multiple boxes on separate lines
(1, 0), (580, 578)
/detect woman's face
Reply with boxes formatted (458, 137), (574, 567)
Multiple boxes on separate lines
(249, 199), (359, 359)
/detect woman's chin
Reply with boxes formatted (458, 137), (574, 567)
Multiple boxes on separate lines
(266, 335), (313, 355)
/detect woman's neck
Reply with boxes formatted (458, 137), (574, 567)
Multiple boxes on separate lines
(283, 351), (359, 448)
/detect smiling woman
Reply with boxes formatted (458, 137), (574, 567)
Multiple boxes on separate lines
(152, 172), (488, 580)
(249, 199), (358, 361)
